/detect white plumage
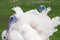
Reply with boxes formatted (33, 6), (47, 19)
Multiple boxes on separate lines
(8, 30), (25, 40)
(16, 24), (43, 40)
(2, 6), (60, 40)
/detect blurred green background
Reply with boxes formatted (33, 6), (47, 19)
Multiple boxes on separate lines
(0, 0), (60, 40)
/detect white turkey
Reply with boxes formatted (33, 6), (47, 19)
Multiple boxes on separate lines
(2, 6), (60, 40)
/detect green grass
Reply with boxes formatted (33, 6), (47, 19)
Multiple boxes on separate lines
(0, 0), (60, 40)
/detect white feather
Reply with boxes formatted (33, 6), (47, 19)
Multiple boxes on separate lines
(19, 24), (43, 40)
(8, 30), (24, 40)
(12, 6), (24, 16)
(51, 16), (60, 27)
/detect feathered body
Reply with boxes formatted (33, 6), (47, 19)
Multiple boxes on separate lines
(2, 6), (60, 40)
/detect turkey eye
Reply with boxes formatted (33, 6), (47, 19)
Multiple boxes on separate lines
(42, 7), (44, 8)
(10, 17), (14, 21)
(40, 7), (44, 9)
(11, 17), (13, 20)
(9, 15), (17, 22)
